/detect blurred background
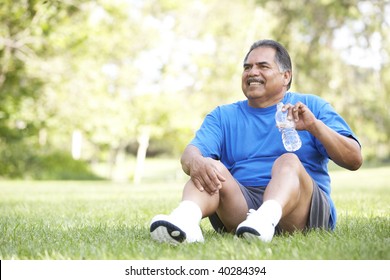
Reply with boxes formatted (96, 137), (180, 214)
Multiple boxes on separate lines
(0, 0), (388, 182)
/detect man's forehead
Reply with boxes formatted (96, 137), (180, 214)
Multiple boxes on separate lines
(248, 47), (276, 59)
(246, 47), (276, 62)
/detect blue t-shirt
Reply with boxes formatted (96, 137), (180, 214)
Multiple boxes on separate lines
(190, 92), (360, 229)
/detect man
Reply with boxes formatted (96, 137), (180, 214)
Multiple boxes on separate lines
(150, 39), (362, 244)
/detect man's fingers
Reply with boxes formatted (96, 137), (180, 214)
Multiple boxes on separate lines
(193, 179), (204, 192)
(216, 171), (226, 183)
(292, 105), (300, 121)
(209, 169), (226, 190)
(192, 161), (226, 194)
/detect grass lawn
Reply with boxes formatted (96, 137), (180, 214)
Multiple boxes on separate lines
(0, 163), (389, 260)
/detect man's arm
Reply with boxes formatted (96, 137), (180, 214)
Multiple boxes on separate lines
(307, 119), (362, 170)
(181, 145), (226, 194)
(181, 145), (202, 176)
(288, 102), (363, 171)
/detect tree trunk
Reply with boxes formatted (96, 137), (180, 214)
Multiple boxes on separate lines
(133, 127), (150, 185)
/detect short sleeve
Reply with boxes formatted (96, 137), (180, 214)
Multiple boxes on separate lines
(189, 107), (223, 159)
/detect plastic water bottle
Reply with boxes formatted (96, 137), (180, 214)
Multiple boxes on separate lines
(275, 102), (302, 152)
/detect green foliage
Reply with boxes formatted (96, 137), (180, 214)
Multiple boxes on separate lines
(0, 0), (389, 179)
(27, 151), (102, 180)
(0, 141), (34, 178)
(0, 142), (100, 180)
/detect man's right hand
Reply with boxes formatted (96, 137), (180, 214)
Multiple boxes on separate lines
(181, 145), (226, 195)
(189, 157), (226, 195)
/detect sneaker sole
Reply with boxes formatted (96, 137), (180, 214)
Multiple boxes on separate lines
(150, 220), (187, 245)
(236, 226), (261, 240)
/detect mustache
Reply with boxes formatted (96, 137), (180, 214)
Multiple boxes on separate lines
(246, 77), (264, 85)
(246, 77), (265, 85)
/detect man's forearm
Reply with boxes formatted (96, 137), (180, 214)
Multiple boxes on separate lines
(180, 145), (203, 175)
(308, 120), (362, 170)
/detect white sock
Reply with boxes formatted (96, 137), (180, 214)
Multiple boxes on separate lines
(171, 200), (202, 224)
(257, 200), (282, 227)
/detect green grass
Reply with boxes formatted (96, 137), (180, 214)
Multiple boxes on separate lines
(0, 164), (389, 260)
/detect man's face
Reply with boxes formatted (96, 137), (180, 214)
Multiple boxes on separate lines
(241, 47), (290, 107)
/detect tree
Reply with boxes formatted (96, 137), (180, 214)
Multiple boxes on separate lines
(0, 0), (90, 177)
(1, 0), (389, 179)
(254, 0), (390, 161)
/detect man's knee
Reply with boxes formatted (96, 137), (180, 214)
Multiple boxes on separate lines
(276, 152), (300, 163)
(209, 159), (231, 176)
(272, 153), (301, 172)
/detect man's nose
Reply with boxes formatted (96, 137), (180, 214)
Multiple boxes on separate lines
(248, 65), (261, 76)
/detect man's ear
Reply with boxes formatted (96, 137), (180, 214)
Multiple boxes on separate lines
(283, 70), (292, 87)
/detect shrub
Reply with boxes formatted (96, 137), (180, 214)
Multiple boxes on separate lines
(0, 142), (101, 180)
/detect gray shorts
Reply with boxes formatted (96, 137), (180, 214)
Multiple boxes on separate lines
(209, 180), (331, 233)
